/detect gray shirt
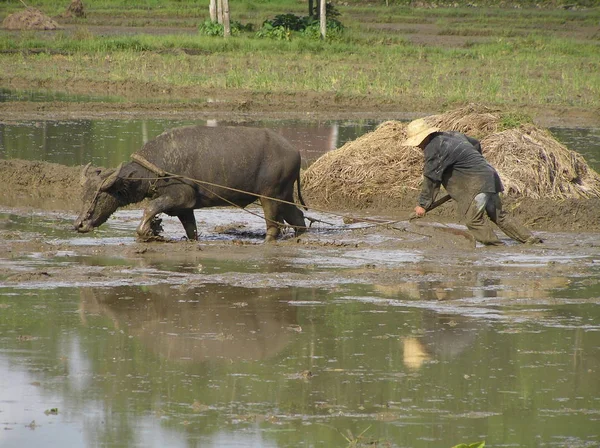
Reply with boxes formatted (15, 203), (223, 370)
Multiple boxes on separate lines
(418, 132), (503, 217)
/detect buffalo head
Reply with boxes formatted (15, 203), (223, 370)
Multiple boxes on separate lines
(73, 162), (127, 233)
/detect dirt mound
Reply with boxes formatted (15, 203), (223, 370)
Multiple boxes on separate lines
(507, 196), (600, 232)
(0, 159), (82, 210)
(2, 8), (61, 31)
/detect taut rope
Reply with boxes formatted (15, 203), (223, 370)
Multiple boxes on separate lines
(128, 154), (437, 235)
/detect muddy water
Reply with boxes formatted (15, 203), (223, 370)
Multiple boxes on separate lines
(1, 117), (599, 171)
(1, 205), (600, 448)
(1, 108), (600, 447)
(0, 118), (378, 169)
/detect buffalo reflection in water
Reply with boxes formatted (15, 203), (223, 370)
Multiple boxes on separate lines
(79, 284), (299, 363)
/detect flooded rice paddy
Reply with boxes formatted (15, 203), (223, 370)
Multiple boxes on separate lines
(1, 205), (599, 448)
(1, 114), (599, 171)
(1, 110), (600, 447)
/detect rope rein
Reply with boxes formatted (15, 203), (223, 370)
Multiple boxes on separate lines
(126, 154), (422, 235)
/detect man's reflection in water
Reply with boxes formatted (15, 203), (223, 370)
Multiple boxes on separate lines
(375, 273), (569, 370)
(403, 311), (481, 370)
(375, 279), (485, 371)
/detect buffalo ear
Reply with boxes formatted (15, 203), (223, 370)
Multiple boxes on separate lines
(100, 163), (125, 192)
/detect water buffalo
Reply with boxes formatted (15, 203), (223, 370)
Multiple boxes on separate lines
(74, 125), (307, 242)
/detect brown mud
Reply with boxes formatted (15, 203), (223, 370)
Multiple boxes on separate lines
(1, 156), (598, 296)
(1, 198), (598, 295)
(2, 158), (599, 234)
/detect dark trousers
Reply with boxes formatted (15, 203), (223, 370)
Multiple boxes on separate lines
(465, 193), (533, 245)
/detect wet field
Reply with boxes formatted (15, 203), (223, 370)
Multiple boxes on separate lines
(1, 206), (600, 448)
(1, 89), (599, 171)
(1, 104), (600, 447)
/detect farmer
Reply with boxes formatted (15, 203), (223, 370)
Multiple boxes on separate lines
(404, 118), (542, 246)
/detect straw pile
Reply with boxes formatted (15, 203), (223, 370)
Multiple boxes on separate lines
(301, 121), (424, 205)
(2, 8), (60, 30)
(301, 104), (600, 207)
(482, 125), (600, 199)
(426, 103), (501, 139)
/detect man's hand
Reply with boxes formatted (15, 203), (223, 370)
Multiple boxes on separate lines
(414, 206), (426, 218)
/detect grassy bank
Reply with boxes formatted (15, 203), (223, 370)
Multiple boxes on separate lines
(1, 0), (599, 112)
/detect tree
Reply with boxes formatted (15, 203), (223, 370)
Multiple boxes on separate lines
(319, 0), (326, 39)
(222, 0), (230, 37)
(209, 0), (216, 22)
(216, 0), (223, 24)
(208, 0), (229, 38)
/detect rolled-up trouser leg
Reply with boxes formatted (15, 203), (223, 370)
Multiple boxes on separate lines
(464, 193), (502, 245)
(485, 194), (534, 243)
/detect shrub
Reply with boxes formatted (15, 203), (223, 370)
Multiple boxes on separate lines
(258, 2), (344, 39)
(198, 20), (224, 36)
(255, 23), (291, 40)
(265, 13), (309, 31)
(301, 20), (345, 40)
(198, 20), (253, 37)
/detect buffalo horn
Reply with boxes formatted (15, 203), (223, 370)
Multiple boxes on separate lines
(80, 162), (92, 186)
(100, 162), (125, 191)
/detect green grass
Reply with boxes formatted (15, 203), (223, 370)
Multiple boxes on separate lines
(2, 33), (597, 109)
(1, 0), (599, 111)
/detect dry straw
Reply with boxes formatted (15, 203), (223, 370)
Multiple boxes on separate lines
(302, 104), (600, 205)
(482, 125), (600, 199)
(2, 7), (60, 30)
(425, 103), (501, 139)
(301, 121), (424, 205)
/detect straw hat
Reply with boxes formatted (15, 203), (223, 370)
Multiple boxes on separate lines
(402, 337), (431, 370)
(403, 118), (440, 147)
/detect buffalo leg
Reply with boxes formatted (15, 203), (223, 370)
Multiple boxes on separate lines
(261, 199), (282, 242)
(137, 198), (171, 238)
(177, 210), (198, 240)
(137, 188), (196, 239)
(280, 183), (307, 238)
